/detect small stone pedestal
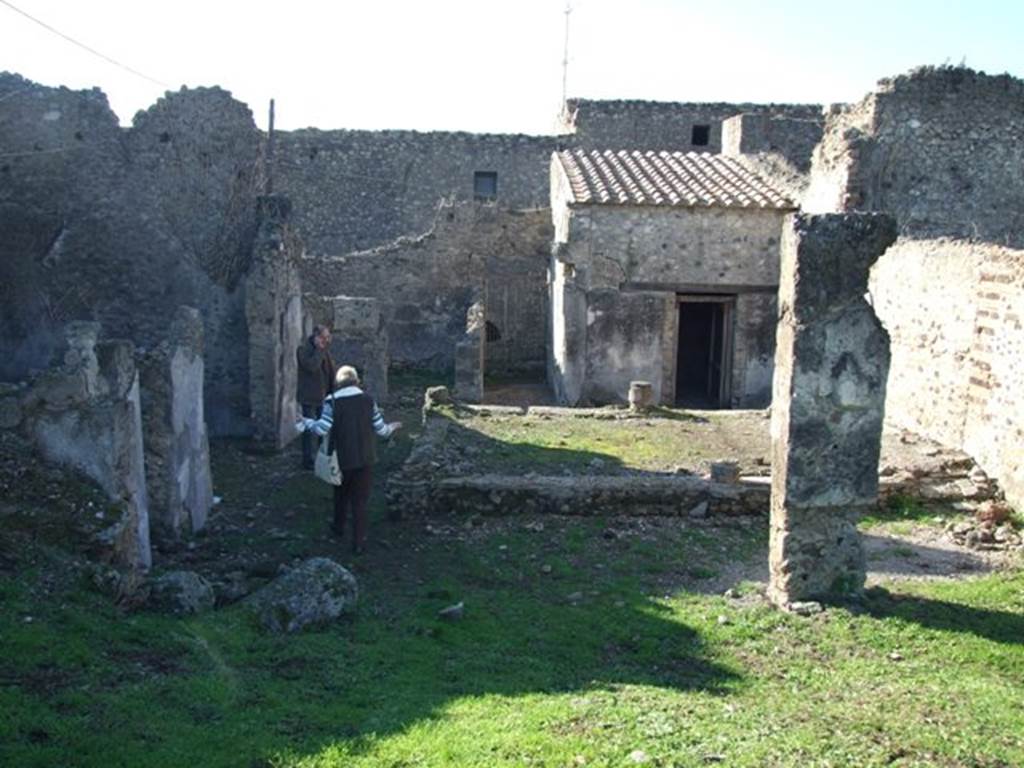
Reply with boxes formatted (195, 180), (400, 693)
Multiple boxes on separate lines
(454, 301), (485, 403)
(769, 213), (897, 607)
(628, 381), (654, 412)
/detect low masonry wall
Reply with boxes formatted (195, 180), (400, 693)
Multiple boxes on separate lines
(387, 391), (1000, 522)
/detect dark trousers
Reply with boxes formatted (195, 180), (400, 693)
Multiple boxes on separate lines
(333, 465), (373, 551)
(300, 403), (322, 466)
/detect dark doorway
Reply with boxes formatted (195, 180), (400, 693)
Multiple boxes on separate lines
(676, 298), (732, 408)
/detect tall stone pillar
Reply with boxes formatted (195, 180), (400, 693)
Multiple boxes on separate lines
(769, 213), (897, 606)
(245, 195), (304, 448)
(139, 306), (214, 541)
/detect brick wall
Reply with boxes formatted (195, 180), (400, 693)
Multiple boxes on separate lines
(871, 240), (1024, 508)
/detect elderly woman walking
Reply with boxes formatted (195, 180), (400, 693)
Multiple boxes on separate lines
(297, 365), (401, 554)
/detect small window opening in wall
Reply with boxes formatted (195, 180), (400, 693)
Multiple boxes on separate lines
(485, 321), (502, 342)
(691, 124), (711, 147)
(474, 171), (498, 200)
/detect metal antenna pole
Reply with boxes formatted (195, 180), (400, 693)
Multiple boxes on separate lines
(561, 3), (572, 107)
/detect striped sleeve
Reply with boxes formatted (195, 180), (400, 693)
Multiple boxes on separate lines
(306, 398), (335, 437)
(371, 402), (394, 438)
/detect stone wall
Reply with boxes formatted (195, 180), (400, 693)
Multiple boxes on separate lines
(559, 99), (822, 154)
(0, 73), (264, 436)
(721, 113), (824, 173)
(549, 160), (790, 406)
(300, 201), (551, 373)
(871, 240), (1024, 508)
(806, 67), (1024, 509)
(804, 67), (1024, 245)
(329, 296), (389, 402)
(273, 129), (557, 255)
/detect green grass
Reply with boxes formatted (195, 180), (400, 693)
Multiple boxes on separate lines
(2, 406), (1022, 767)
(861, 494), (948, 530)
(435, 408), (771, 476)
(3, 504), (1023, 766)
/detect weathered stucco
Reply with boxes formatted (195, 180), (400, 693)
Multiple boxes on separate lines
(139, 307), (213, 541)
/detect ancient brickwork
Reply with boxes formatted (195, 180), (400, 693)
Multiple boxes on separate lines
(770, 213), (897, 606)
(804, 67), (1024, 245)
(454, 301), (485, 403)
(807, 67), (1024, 510)
(559, 99), (822, 154)
(0, 73), (264, 435)
(871, 240), (1024, 508)
(273, 129), (557, 255)
(300, 201), (551, 372)
(721, 113), (824, 173)
(965, 250), (1024, 508)
(329, 296), (389, 402)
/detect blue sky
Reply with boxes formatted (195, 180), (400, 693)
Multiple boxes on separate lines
(2, 0), (1021, 133)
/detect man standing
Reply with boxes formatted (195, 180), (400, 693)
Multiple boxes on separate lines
(296, 325), (336, 469)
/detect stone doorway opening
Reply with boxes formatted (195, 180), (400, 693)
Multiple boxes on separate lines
(675, 295), (734, 409)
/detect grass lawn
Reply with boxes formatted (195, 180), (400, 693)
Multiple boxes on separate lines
(433, 406), (772, 476)
(1, 386), (1022, 767)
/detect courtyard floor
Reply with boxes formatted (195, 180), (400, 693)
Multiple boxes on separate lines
(0, 377), (1021, 767)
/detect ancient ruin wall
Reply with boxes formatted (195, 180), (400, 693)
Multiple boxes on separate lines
(559, 99), (822, 154)
(0, 78), (268, 438)
(871, 240), (1024, 508)
(273, 129), (557, 255)
(806, 67), (1024, 508)
(0, 73), (263, 435)
(721, 113), (824, 173)
(300, 202), (551, 372)
(805, 67), (1024, 245)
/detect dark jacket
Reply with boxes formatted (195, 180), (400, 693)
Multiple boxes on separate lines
(296, 338), (335, 405)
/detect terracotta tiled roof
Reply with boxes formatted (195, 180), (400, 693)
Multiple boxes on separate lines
(555, 149), (795, 209)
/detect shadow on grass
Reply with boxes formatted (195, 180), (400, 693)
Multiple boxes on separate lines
(861, 532), (993, 578)
(861, 586), (1024, 646)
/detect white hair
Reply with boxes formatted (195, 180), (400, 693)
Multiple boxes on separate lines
(335, 365), (359, 387)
